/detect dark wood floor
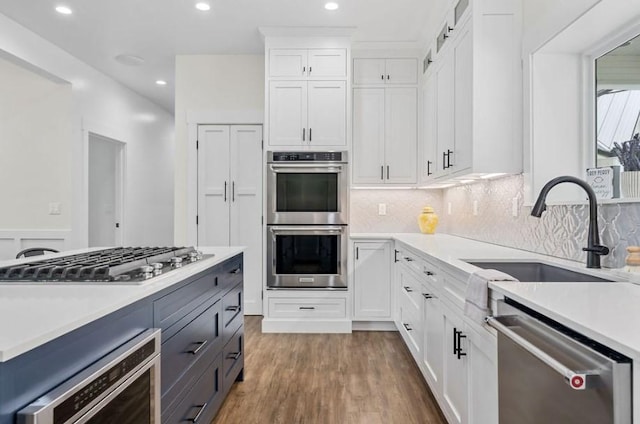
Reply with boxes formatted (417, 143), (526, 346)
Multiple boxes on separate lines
(212, 316), (447, 424)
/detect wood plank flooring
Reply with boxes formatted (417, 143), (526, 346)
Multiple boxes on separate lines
(212, 317), (447, 424)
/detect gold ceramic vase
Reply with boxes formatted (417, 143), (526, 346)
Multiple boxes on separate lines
(418, 207), (439, 234)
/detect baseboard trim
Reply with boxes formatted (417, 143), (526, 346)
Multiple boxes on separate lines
(352, 321), (397, 331)
(261, 318), (352, 333)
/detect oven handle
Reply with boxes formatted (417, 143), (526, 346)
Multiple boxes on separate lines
(486, 316), (600, 390)
(269, 164), (344, 173)
(269, 226), (345, 235)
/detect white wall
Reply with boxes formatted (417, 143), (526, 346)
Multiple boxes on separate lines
(0, 12), (175, 256)
(174, 54), (264, 243)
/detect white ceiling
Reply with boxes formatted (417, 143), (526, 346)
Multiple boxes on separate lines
(0, 0), (435, 113)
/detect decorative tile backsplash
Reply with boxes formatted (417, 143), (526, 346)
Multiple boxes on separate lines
(441, 174), (640, 269)
(349, 175), (640, 268)
(349, 189), (444, 233)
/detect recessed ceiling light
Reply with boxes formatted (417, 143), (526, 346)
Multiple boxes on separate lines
(55, 5), (73, 15)
(324, 2), (339, 11)
(114, 54), (145, 66)
(195, 2), (211, 11)
(156, 80), (168, 86)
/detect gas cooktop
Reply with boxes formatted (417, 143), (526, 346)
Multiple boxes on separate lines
(0, 247), (211, 284)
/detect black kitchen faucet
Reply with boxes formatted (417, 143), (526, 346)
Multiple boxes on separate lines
(530, 176), (609, 268)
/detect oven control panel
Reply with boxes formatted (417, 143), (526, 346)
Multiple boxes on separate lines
(270, 151), (344, 162)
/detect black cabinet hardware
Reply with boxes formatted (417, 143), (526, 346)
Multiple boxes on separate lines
(423, 293), (434, 299)
(224, 181), (227, 202)
(381, 165), (384, 180)
(387, 75), (390, 80)
(453, 328), (467, 359)
(299, 306), (316, 310)
(303, 128), (306, 141)
(404, 256), (414, 262)
(394, 249), (400, 262)
(403, 323), (413, 331)
(227, 352), (242, 360)
(443, 151), (447, 169)
(226, 305), (240, 312)
(387, 165), (390, 179)
(427, 160), (433, 176)
(230, 267), (241, 274)
(188, 403), (208, 423)
(403, 286), (413, 293)
(453, 327), (458, 355)
(381, 74), (384, 80)
(356, 247), (359, 260)
(424, 270), (435, 276)
(303, 66), (306, 74)
(232, 181), (235, 202)
(447, 149), (453, 168)
(309, 128), (312, 142)
(309, 67), (312, 74)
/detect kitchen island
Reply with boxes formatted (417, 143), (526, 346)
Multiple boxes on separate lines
(0, 246), (244, 424)
(352, 233), (640, 422)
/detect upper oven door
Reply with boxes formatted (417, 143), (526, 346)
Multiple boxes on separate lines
(267, 163), (348, 225)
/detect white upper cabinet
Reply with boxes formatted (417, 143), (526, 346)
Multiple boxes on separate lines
(353, 88), (385, 183)
(269, 81), (308, 146)
(269, 48), (346, 79)
(421, 0), (522, 182)
(353, 58), (418, 85)
(307, 81), (347, 146)
(385, 88), (418, 183)
(420, 68), (439, 183)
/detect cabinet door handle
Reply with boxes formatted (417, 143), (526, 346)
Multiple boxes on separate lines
(299, 306), (316, 310)
(443, 152), (447, 170)
(303, 66), (306, 74)
(232, 181), (235, 202)
(427, 160), (432, 176)
(230, 267), (241, 274)
(423, 293), (434, 299)
(394, 249), (400, 263)
(404, 256), (414, 262)
(224, 181), (227, 202)
(386, 165), (390, 179)
(309, 128), (312, 142)
(447, 149), (453, 168)
(227, 351), (242, 360)
(387, 74), (390, 80)
(381, 74), (384, 80)
(188, 403), (208, 423)
(356, 247), (359, 260)
(424, 270), (434, 276)
(403, 286), (413, 293)
(187, 340), (208, 355)
(457, 331), (467, 359)
(453, 327), (458, 355)
(403, 323), (413, 331)
(309, 66), (312, 74)
(303, 128), (306, 141)
(443, 33), (449, 39)
(381, 165), (384, 180)
(226, 305), (240, 312)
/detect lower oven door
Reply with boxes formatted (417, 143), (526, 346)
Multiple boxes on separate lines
(267, 225), (347, 289)
(18, 329), (161, 424)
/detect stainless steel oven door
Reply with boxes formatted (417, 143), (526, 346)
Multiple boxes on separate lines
(267, 163), (349, 225)
(18, 329), (161, 424)
(267, 225), (347, 289)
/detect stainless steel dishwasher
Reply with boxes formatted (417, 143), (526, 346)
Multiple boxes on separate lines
(487, 299), (632, 424)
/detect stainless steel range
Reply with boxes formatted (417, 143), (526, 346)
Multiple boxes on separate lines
(0, 247), (208, 284)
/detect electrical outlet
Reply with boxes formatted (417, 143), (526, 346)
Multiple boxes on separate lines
(512, 197), (519, 217)
(378, 203), (387, 216)
(473, 200), (478, 216)
(447, 202), (452, 215)
(48, 202), (61, 215)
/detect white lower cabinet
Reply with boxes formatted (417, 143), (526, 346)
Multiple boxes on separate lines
(353, 241), (393, 320)
(392, 241), (498, 424)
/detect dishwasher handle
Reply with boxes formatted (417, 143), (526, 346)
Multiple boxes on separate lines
(486, 316), (600, 390)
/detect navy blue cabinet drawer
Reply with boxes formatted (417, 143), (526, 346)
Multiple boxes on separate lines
(221, 255), (243, 292)
(163, 353), (223, 424)
(154, 270), (221, 334)
(161, 298), (223, 400)
(222, 283), (243, 344)
(222, 325), (244, 395)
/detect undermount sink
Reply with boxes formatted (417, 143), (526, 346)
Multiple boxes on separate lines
(465, 261), (615, 283)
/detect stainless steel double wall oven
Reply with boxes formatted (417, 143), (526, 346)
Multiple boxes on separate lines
(266, 151), (348, 289)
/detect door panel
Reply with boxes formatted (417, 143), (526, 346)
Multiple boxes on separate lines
(230, 126), (263, 315)
(386, 59), (418, 84)
(197, 126), (230, 246)
(353, 242), (392, 319)
(269, 81), (307, 146)
(352, 88), (385, 184)
(385, 88), (417, 183)
(269, 49), (307, 78)
(421, 73), (439, 182)
(453, 27), (473, 173)
(441, 302), (468, 424)
(308, 49), (346, 77)
(436, 53), (455, 174)
(307, 81), (346, 146)
(353, 58), (386, 85)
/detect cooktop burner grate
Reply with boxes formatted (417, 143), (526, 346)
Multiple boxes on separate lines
(0, 247), (206, 283)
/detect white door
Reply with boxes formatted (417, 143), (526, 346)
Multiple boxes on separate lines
(353, 242), (392, 320)
(453, 26), (473, 174)
(422, 285), (444, 393)
(385, 87), (417, 184)
(88, 134), (123, 247)
(307, 81), (346, 146)
(386, 59), (418, 85)
(197, 125), (230, 246)
(441, 301), (468, 424)
(353, 58), (386, 85)
(421, 73), (439, 182)
(269, 49), (308, 78)
(229, 125), (263, 315)
(352, 88), (386, 184)
(308, 49), (346, 77)
(269, 81), (307, 146)
(436, 52), (455, 175)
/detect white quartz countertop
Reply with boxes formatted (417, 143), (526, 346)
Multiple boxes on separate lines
(0, 246), (244, 362)
(351, 232), (640, 357)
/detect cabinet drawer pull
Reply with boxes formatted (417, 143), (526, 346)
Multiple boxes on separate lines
(226, 305), (240, 312)
(424, 270), (435, 276)
(230, 267), (241, 274)
(403, 323), (413, 331)
(403, 286), (414, 293)
(299, 306), (316, 310)
(404, 256), (414, 262)
(188, 403), (208, 423)
(187, 340), (208, 355)
(227, 351), (242, 360)
(423, 293), (434, 299)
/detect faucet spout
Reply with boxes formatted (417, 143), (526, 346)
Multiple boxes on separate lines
(530, 176), (609, 269)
